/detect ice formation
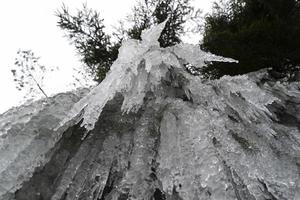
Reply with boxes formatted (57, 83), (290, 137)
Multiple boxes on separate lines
(0, 89), (89, 199)
(57, 20), (238, 132)
(0, 21), (299, 200)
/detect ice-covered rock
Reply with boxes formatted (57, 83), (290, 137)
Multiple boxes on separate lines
(0, 89), (89, 199)
(0, 21), (299, 200)
(57, 19), (238, 132)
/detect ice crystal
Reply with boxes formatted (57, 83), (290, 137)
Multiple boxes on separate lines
(57, 20), (238, 131)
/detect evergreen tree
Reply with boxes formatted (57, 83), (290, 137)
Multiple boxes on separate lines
(127, 0), (200, 47)
(201, 0), (300, 79)
(56, 4), (118, 82)
(56, 1), (201, 82)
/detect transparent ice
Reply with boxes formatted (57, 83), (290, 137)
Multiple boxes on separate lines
(57, 20), (238, 131)
(0, 21), (299, 200)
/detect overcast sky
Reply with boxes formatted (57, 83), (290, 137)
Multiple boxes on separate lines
(0, 0), (214, 114)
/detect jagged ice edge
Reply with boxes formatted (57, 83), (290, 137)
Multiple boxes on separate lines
(55, 19), (238, 132)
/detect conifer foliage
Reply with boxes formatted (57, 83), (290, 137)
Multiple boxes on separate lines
(127, 0), (200, 47)
(201, 0), (300, 78)
(56, 0), (201, 82)
(56, 4), (117, 82)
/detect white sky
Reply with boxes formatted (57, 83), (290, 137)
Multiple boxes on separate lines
(0, 0), (214, 114)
